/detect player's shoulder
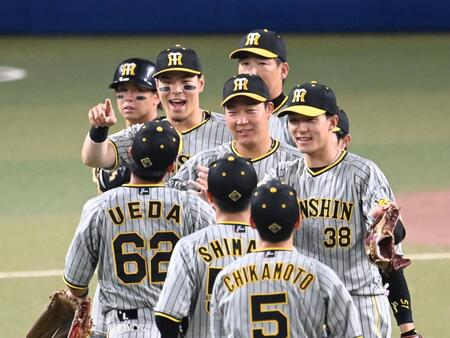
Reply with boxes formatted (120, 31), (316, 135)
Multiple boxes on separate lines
(206, 111), (226, 124)
(342, 151), (385, 176)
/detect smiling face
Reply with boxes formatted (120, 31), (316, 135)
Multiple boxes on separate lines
(156, 72), (204, 124)
(224, 96), (273, 149)
(114, 83), (159, 125)
(238, 55), (288, 99)
(287, 113), (338, 156)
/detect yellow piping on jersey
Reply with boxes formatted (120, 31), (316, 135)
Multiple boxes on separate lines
(154, 311), (182, 323)
(306, 150), (347, 177)
(123, 183), (165, 187)
(181, 110), (211, 134)
(253, 247), (294, 253)
(231, 139), (279, 163)
(220, 221), (251, 226)
(62, 276), (88, 290)
(108, 139), (120, 171)
(273, 94), (288, 114)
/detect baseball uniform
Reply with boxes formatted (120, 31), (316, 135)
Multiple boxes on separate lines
(211, 248), (363, 338)
(263, 151), (394, 338)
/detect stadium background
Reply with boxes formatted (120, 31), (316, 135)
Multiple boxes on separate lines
(1, 1), (449, 337)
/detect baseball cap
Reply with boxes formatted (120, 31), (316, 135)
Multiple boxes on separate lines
(153, 44), (202, 78)
(229, 29), (287, 62)
(251, 179), (299, 241)
(334, 107), (350, 135)
(128, 120), (182, 178)
(109, 58), (157, 90)
(208, 155), (257, 206)
(221, 74), (270, 106)
(278, 81), (339, 117)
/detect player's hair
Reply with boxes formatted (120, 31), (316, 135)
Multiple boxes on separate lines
(210, 195), (251, 213)
(131, 168), (168, 182)
(257, 221), (295, 243)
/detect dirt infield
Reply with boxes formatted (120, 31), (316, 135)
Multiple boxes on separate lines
(396, 190), (450, 247)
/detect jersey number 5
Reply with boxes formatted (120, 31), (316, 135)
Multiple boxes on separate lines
(112, 231), (180, 284)
(250, 293), (289, 338)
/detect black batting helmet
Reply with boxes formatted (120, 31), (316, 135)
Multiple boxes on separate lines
(109, 58), (157, 90)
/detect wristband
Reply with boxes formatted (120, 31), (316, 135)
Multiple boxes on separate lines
(89, 126), (109, 143)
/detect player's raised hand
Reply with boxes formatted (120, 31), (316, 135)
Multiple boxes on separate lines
(88, 98), (117, 128)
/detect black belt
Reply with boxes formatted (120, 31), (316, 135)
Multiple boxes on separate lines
(116, 309), (138, 321)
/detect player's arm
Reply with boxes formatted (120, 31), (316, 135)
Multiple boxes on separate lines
(155, 240), (196, 337)
(317, 264), (363, 338)
(82, 99), (118, 168)
(209, 271), (225, 338)
(64, 198), (102, 290)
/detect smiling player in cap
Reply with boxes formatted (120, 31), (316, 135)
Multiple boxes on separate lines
(82, 45), (231, 178)
(230, 28), (294, 146)
(263, 81), (422, 337)
(170, 73), (301, 193)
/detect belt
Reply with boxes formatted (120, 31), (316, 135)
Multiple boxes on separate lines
(116, 309), (138, 321)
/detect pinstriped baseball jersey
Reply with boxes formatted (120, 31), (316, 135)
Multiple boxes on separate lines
(154, 222), (258, 338)
(170, 139), (302, 190)
(263, 151), (396, 296)
(210, 248), (363, 338)
(108, 111), (232, 178)
(64, 183), (215, 316)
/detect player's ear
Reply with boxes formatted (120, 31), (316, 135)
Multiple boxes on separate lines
(206, 191), (217, 210)
(167, 162), (176, 173)
(328, 114), (338, 131)
(197, 75), (205, 93)
(265, 101), (274, 117)
(293, 215), (301, 230)
(250, 217), (257, 229)
(280, 62), (289, 81)
(128, 147), (133, 157)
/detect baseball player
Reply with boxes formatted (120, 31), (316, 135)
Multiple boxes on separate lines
(262, 81), (418, 337)
(87, 58), (161, 338)
(81, 45), (231, 178)
(334, 107), (423, 338)
(210, 179), (363, 338)
(90, 58), (160, 193)
(169, 73), (301, 193)
(230, 28), (294, 146)
(64, 120), (215, 337)
(154, 155), (259, 338)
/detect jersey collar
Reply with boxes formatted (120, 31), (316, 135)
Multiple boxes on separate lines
(306, 150), (347, 177)
(231, 138), (280, 163)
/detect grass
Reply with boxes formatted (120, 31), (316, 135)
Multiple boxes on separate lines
(0, 34), (449, 337)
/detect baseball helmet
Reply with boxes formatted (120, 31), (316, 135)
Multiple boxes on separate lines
(109, 58), (157, 90)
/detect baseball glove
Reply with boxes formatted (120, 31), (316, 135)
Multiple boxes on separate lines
(364, 205), (411, 273)
(27, 289), (92, 338)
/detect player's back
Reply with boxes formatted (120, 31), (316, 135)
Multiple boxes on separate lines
(95, 183), (214, 312)
(210, 248), (362, 338)
(155, 222), (257, 338)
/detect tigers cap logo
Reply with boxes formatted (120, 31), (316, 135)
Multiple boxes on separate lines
(245, 32), (261, 46)
(292, 88), (307, 103)
(120, 63), (137, 76)
(167, 52), (183, 66)
(233, 77), (249, 91)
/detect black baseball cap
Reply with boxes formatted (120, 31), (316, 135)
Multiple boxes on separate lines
(128, 120), (182, 178)
(153, 44), (202, 78)
(221, 74), (270, 106)
(251, 179), (299, 242)
(208, 155), (257, 206)
(229, 29), (287, 62)
(334, 107), (350, 135)
(109, 58), (157, 90)
(278, 81), (339, 117)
